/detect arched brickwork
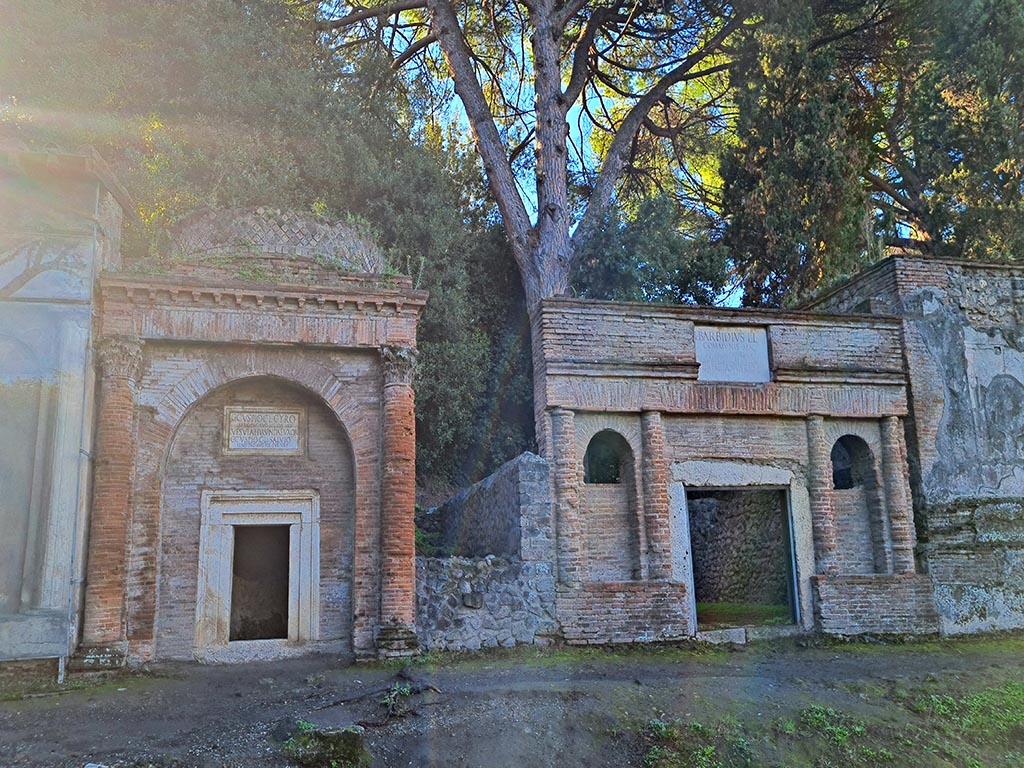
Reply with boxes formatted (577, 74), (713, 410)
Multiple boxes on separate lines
(829, 434), (890, 574)
(579, 428), (642, 581)
(155, 378), (354, 659)
(125, 347), (382, 660)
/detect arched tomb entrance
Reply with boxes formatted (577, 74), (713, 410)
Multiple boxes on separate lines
(157, 378), (355, 661)
(74, 210), (427, 667)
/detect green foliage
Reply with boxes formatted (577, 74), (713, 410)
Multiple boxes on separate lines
(572, 195), (728, 305)
(858, 0), (1024, 261)
(721, 5), (874, 307)
(1, 0), (533, 487)
(414, 527), (442, 558)
(914, 681), (1024, 741)
(381, 682), (413, 718)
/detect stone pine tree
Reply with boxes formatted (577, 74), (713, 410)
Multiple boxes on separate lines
(853, 0), (1024, 260)
(317, 0), (897, 439)
(316, 0), (894, 310)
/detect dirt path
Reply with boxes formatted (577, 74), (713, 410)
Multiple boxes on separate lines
(2, 637), (1022, 767)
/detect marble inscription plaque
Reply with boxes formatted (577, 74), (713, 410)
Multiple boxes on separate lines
(224, 407), (304, 455)
(694, 325), (771, 383)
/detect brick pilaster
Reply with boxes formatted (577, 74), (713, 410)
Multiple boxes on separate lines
(806, 415), (838, 574)
(881, 416), (917, 573)
(377, 345), (418, 653)
(640, 411), (672, 580)
(550, 407), (584, 586)
(81, 334), (142, 646)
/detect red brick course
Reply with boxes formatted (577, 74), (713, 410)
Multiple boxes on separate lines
(83, 267), (424, 663)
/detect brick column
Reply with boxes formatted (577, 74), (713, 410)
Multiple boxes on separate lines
(641, 411), (672, 580)
(550, 407), (584, 586)
(806, 415), (838, 574)
(881, 416), (917, 573)
(81, 334), (142, 652)
(376, 345), (419, 655)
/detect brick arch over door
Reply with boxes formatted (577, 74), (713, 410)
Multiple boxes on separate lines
(157, 377), (356, 658)
(125, 348), (382, 659)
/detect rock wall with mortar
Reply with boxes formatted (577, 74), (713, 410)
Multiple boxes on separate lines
(415, 556), (558, 650)
(415, 453), (558, 649)
(688, 490), (789, 605)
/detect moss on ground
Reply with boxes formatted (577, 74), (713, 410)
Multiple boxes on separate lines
(636, 676), (1024, 768)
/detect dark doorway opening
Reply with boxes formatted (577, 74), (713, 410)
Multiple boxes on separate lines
(686, 488), (795, 630)
(230, 525), (289, 641)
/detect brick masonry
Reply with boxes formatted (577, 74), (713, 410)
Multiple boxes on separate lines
(809, 256), (1024, 634)
(557, 582), (691, 644)
(155, 377), (356, 659)
(77, 209), (426, 663)
(13, 160), (1024, 665)
(813, 574), (939, 635)
(535, 297), (930, 639)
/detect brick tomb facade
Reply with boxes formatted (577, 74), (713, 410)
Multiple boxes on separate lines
(530, 299), (939, 640)
(76, 210), (426, 666)
(418, 296), (946, 648)
(6, 148), (1022, 668)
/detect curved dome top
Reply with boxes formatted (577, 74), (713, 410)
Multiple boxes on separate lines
(170, 207), (386, 275)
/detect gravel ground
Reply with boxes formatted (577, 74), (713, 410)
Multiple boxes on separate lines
(1, 636), (1023, 767)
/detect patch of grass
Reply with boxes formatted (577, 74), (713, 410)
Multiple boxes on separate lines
(913, 680), (1024, 742)
(641, 717), (750, 768)
(696, 602), (791, 629)
(635, 676), (1024, 768)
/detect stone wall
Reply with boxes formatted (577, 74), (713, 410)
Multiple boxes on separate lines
(927, 499), (1024, 633)
(688, 490), (789, 605)
(415, 453), (558, 650)
(415, 556), (558, 650)
(421, 453), (551, 559)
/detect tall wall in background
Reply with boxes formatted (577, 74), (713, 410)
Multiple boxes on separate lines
(0, 145), (127, 661)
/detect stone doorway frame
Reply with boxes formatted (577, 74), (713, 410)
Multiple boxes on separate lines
(669, 460), (817, 632)
(674, 484), (800, 630)
(194, 489), (320, 659)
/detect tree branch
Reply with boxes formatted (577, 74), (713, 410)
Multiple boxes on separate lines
(573, 15), (747, 250)
(562, 8), (608, 109)
(391, 31), (437, 67)
(316, 0), (428, 31)
(426, 0), (537, 282)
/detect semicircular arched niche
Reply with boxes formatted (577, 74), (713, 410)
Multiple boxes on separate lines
(154, 376), (356, 662)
